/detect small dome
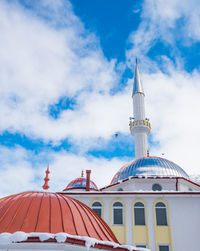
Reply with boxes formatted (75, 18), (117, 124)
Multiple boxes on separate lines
(63, 177), (98, 191)
(111, 156), (189, 184)
(0, 191), (117, 243)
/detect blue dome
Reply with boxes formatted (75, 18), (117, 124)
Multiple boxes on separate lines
(63, 177), (98, 191)
(111, 156), (189, 184)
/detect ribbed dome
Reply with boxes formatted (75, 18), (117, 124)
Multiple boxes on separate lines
(63, 177), (98, 191)
(0, 191), (118, 243)
(111, 156), (189, 184)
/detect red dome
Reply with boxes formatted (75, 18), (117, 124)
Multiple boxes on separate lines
(63, 177), (98, 191)
(0, 191), (118, 243)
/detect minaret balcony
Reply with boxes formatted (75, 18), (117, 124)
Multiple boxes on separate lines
(129, 119), (151, 129)
(129, 119), (151, 136)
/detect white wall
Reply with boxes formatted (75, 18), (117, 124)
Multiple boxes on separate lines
(178, 179), (200, 191)
(104, 178), (177, 192)
(103, 178), (200, 192)
(169, 196), (200, 251)
(0, 242), (93, 251)
(66, 192), (200, 251)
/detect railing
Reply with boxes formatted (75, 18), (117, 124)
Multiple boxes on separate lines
(129, 119), (151, 129)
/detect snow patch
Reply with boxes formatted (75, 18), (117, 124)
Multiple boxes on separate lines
(55, 233), (68, 243)
(0, 232), (150, 251)
(79, 236), (97, 250)
(0, 233), (12, 244)
(30, 232), (54, 242)
(11, 232), (28, 243)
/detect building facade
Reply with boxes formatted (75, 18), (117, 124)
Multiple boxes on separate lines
(62, 62), (200, 251)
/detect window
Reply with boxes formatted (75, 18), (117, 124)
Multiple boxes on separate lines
(136, 244), (147, 248)
(134, 202), (145, 225)
(113, 201), (124, 225)
(155, 202), (168, 226)
(152, 183), (162, 191)
(159, 244), (170, 251)
(92, 202), (102, 218)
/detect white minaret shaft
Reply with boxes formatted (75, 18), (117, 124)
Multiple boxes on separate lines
(130, 60), (151, 158)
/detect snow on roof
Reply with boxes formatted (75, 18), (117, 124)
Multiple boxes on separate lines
(0, 232), (150, 251)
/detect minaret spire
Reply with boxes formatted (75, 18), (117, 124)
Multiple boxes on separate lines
(129, 59), (151, 158)
(132, 58), (144, 97)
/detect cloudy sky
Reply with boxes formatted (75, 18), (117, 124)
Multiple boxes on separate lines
(0, 0), (200, 196)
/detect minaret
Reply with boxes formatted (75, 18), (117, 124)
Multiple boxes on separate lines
(129, 59), (151, 158)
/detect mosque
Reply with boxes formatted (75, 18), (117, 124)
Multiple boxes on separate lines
(61, 62), (200, 251)
(0, 61), (199, 251)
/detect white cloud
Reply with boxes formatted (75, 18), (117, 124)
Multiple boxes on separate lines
(0, 0), (134, 196)
(0, 145), (126, 197)
(49, 151), (126, 192)
(142, 68), (200, 175)
(127, 0), (200, 64)
(1, 0), (200, 198)
(0, 145), (39, 197)
(0, 0), (126, 145)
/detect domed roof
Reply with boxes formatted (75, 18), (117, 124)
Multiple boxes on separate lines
(64, 177), (98, 191)
(0, 191), (118, 243)
(111, 156), (189, 184)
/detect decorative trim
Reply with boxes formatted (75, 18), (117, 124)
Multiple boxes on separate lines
(63, 187), (98, 191)
(60, 191), (200, 195)
(132, 199), (150, 248)
(100, 177), (200, 191)
(153, 199), (173, 251)
(20, 236), (140, 251)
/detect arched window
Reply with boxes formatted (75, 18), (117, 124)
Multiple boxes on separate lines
(92, 202), (102, 217)
(113, 201), (124, 225)
(152, 183), (162, 191)
(155, 202), (168, 226)
(134, 202), (145, 225)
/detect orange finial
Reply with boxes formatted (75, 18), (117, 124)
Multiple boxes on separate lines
(43, 165), (50, 190)
(147, 150), (149, 157)
(81, 170), (84, 177)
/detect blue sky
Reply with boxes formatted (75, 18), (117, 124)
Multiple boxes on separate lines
(0, 0), (200, 196)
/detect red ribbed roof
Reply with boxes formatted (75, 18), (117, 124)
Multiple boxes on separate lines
(0, 191), (118, 243)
